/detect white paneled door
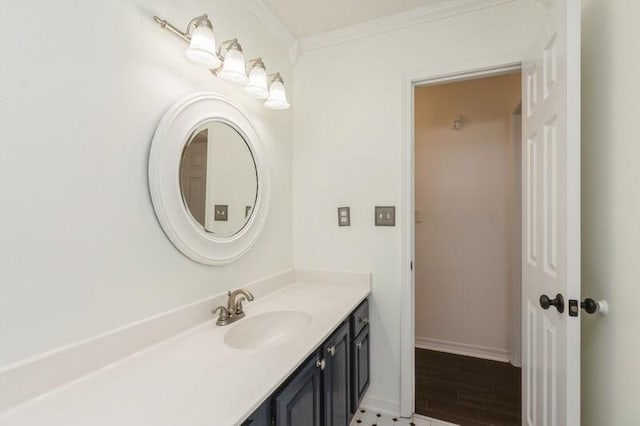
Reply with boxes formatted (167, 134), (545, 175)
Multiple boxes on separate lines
(521, 1), (580, 425)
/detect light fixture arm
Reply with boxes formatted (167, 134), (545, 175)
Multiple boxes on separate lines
(268, 72), (284, 84)
(217, 38), (242, 58)
(246, 58), (266, 72)
(152, 14), (213, 43)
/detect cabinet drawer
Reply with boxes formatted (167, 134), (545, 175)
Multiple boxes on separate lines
(351, 299), (369, 338)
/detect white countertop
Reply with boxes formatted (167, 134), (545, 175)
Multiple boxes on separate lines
(0, 281), (369, 426)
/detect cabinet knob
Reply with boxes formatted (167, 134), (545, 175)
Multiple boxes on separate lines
(356, 342), (363, 349)
(327, 346), (336, 356)
(358, 317), (369, 325)
(315, 358), (326, 370)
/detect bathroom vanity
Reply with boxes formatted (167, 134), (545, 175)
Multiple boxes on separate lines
(242, 299), (369, 426)
(0, 274), (370, 426)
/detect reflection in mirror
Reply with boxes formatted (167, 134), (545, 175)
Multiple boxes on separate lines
(180, 121), (257, 237)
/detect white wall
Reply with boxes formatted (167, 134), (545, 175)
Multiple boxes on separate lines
(0, 0), (292, 368)
(293, 2), (543, 412)
(414, 73), (520, 361)
(581, 1), (640, 424)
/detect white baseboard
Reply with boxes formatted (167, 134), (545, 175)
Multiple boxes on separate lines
(415, 337), (510, 363)
(360, 393), (401, 417)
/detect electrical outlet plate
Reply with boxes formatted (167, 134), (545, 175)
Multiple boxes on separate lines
(337, 207), (350, 226)
(415, 209), (424, 224)
(375, 206), (395, 226)
(214, 204), (228, 221)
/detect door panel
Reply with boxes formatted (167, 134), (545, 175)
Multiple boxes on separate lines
(521, 1), (580, 425)
(274, 353), (322, 426)
(352, 325), (370, 412)
(323, 322), (351, 426)
(241, 398), (271, 426)
(179, 130), (208, 225)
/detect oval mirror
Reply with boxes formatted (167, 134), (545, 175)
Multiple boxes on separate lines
(149, 93), (269, 265)
(180, 121), (258, 237)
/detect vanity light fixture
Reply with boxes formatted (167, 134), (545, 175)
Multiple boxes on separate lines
(264, 73), (290, 110)
(153, 13), (290, 110)
(153, 14), (221, 69)
(245, 58), (269, 99)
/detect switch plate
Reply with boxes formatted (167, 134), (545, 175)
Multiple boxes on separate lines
(337, 207), (350, 226)
(214, 204), (228, 221)
(375, 206), (395, 226)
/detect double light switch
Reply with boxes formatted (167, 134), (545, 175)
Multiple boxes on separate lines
(337, 206), (396, 227)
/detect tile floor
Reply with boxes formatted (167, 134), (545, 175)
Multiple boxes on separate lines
(349, 408), (458, 426)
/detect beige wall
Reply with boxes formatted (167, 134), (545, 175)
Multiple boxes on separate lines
(581, 0), (640, 424)
(414, 73), (521, 361)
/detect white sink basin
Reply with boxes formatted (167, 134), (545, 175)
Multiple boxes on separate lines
(224, 311), (312, 350)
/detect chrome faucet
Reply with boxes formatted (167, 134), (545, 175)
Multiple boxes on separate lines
(212, 289), (254, 326)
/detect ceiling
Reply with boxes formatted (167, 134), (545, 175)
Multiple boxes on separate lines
(262, 0), (440, 38)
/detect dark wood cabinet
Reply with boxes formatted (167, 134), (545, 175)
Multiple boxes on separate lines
(244, 298), (370, 426)
(322, 321), (351, 426)
(350, 299), (370, 415)
(273, 353), (322, 426)
(241, 398), (272, 426)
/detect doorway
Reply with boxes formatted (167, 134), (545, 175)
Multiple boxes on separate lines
(412, 71), (522, 425)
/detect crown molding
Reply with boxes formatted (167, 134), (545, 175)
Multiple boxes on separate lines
(297, 0), (518, 54)
(244, 0), (300, 65)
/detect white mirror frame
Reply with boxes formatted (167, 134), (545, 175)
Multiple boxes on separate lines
(149, 92), (270, 265)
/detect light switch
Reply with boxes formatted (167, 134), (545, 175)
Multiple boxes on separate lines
(337, 207), (350, 226)
(375, 206), (395, 226)
(214, 204), (228, 221)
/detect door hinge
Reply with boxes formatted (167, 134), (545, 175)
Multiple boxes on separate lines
(410, 261), (413, 271)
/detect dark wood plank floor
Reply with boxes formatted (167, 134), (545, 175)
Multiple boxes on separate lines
(415, 348), (521, 426)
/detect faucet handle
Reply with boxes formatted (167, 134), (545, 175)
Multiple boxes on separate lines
(212, 305), (230, 320)
(213, 305), (232, 326)
(234, 299), (244, 315)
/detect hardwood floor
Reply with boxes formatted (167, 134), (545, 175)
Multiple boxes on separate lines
(415, 348), (521, 426)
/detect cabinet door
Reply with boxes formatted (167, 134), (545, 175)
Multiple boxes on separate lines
(352, 324), (370, 412)
(274, 353), (322, 426)
(323, 321), (351, 426)
(241, 398), (272, 426)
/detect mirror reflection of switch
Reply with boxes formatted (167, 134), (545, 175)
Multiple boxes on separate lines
(337, 207), (350, 227)
(214, 204), (228, 221)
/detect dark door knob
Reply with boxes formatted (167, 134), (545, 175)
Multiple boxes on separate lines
(539, 293), (565, 313)
(581, 298), (599, 314)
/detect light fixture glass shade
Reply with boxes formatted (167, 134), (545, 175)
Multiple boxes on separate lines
(245, 63), (269, 99)
(219, 46), (248, 85)
(265, 80), (290, 110)
(185, 26), (221, 68)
